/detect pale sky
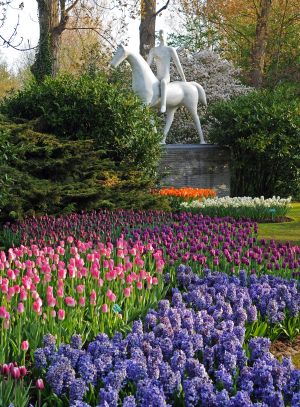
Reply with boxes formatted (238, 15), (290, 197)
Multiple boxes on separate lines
(0, 0), (173, 69)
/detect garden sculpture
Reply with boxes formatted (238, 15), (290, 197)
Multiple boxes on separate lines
(110, 34), (207, 144)
(147, 29), (187, 113)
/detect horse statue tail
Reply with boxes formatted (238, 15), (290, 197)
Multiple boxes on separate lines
(191, 82), (207, 107)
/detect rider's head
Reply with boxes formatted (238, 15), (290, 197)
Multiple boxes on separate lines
(159, 29), (167, 45)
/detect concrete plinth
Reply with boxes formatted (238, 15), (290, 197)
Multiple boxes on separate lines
(159, 144), (230, 197)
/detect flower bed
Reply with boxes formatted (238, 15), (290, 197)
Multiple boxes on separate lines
(180, 196), (292, 221)
(4, 211), (300, 277)
(35, 267), (300, 406)
(0, 238), (166, 366)
(0, 210), (299, 405)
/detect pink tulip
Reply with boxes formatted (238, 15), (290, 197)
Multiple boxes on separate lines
(136, 281), (143, 290)
(44, 273), (52, 282)
(36, 378), (45, 390)
(124, 287), (131, 298)
(76, 284), (85, 294)
(135, 257), (144, 267)
(32, 291), (40, 300)
(58, 309), (65, 320)
(87, 253), (94, 262)
(20, 289), (27, 301)
(50, 310), (56, 318)
(81, 267), (87, 277)
(1, 364), (9, 375)
(33, 299), (42, 314)
(101, 303), (108, 313)
(11, 366), (20, 379)
(0, 305), (7, 318)
(1, 283), (8, 293)
(129, 248), (136, 256)
(21, 340), (29, 351)
(117, 249), (124, 258)
(70, 247), (78, 255)
(17, 302), (25, 313)
(65, 296), (76, 307)
(58, 269), (66, 279)
(106, 289), (116, 303)
(7, 269), (16, 280)
(14, 284), (20, 293)
(57, 287), (64, 298)
(79, 296), (85, 307)
(68, 266), (76, 278)
(47, 296), (56, 307)
(90, 290), (96, 305)
(19, 366), (27, 377)
(126, 275), (133, 284)
(139, 270), (147, 280)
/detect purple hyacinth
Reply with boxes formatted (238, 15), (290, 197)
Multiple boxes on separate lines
(69, 378), (87, 403)
(46, 356), (75, 396)
(34, 348), (48, 369)
(123, 396), (137, 407)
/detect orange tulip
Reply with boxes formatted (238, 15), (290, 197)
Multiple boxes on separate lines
(156, 187), (216, 201)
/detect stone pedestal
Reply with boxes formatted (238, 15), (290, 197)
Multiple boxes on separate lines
(159, 144), (230, 197)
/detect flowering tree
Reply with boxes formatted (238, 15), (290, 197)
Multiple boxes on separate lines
(167, 48), (252, 144)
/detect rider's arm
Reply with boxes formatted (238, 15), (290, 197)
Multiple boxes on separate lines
(147, 49), (154, 66)
(171, 48), (186, 82)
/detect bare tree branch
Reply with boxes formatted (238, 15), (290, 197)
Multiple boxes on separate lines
(65, 0), (81, 14)
(154, 0), (170, 17)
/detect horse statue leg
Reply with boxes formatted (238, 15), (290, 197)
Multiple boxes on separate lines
(162, 106), (178, 144)
(185, 100), (206, 144)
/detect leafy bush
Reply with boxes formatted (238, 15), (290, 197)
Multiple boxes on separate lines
(1, 73), (162, 178)
(207, 85), (300, 198)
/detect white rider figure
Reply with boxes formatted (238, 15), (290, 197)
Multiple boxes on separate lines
(147, 29), (187, 113)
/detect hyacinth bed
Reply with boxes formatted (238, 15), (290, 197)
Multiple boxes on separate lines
(0, 209), (299, 406)
(180, 196), (292, 221)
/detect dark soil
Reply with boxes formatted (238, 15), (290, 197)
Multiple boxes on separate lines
(270, 335), (300, 368)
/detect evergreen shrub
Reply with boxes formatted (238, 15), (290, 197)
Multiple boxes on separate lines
(207, 85), (300, 198)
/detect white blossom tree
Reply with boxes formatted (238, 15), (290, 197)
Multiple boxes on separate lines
(167, 48), (252, 143)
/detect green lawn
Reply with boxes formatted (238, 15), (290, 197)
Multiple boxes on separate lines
(258, 202), (300, 244)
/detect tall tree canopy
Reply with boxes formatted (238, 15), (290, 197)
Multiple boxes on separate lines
(170, 0), (300, 86)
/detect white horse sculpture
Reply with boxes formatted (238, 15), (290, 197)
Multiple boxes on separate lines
(111, 45), (207, 144)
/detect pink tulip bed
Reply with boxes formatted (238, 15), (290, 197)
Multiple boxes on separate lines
(0, 210), (299, 406)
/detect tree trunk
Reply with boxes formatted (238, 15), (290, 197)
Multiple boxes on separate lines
(139, 0), (156, 58)
(249, 0), (272, 87)
(31, 0), (69, 82)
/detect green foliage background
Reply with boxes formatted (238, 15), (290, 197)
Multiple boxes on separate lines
(207, 85), (300, 199)
(0, 74), (169, 221)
